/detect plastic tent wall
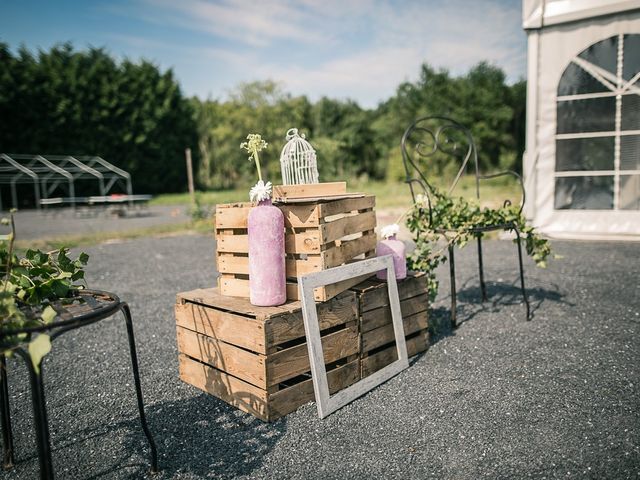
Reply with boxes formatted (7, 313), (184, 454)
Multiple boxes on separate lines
(523, 1), (640, 239)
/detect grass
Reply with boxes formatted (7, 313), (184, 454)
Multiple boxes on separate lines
(151, 175), (520, 210)
(21, 176), (520, 249)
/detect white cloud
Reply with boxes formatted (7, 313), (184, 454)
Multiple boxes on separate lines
(118, 0), (527, 106)
(141, 0), (328, 47)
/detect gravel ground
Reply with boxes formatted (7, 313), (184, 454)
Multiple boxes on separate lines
(9, 205), (190, 240)
(2, 234), (639, 479)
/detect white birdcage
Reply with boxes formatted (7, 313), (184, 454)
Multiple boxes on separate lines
(279, 128), (319, 185)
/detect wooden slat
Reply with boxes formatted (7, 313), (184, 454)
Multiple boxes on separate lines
(266, 291), (357, 345)
(266, 323), (358, 385)
(318, 272), (375, 302)
(361, 311), (429, 353)
(286, 230), (322, 254)
(219, 277), (301, 301)
(217, 231), (323, 254)
(320, 211), (377, 244)
(285, 256), (323, 276)
(361, 330), (429, 378)
(216, 234), (249, 253)
(179, 355), (361, 423)
(321, 233), (377, 269)
(268, 360), (360, 421)
(215, 204), (252, 229)
(178, 354), (269, 420)
(278, 203), (320, 228)
(175, 302), (267, 354)
(217, 255), (249, 274)
(273, 182), (346, 200)
(217, 254), (322, 277)
(358, 274), (428, 313)
(361, 293), (429, 333)
(317, 195), (375, 219)
(178, 287), (297, 319)
(177, 326), (267, 388)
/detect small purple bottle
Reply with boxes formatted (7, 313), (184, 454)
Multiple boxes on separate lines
(377, 224), (407, 281)
(248, 198), (286, 306)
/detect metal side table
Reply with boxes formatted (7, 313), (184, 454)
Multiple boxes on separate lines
(0, 289), (158, 479)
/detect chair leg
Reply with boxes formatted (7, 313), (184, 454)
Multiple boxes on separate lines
(476, 236), (488, 302)
(120, 303), (159, 474)
(513, 228), (531, 320)
(0, 355), (15, 470)
(18, 351), (54, 480)
(448, 245), (457, 329)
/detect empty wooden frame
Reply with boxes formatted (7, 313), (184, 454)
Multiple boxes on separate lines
(299, 255), (409, 419)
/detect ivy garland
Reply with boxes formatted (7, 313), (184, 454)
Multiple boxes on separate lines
(0, 212), (89, 369)
(405, 187), (552, 301)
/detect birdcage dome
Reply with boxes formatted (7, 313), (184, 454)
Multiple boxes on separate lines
(279, 128), (319, 185)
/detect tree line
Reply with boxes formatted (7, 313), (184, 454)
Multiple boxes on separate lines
(0, 43), (526, 196)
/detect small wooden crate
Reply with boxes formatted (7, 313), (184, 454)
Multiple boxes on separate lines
(176, 287), (360, 422)
(215, 195), (377, 302)
(350, 272), (430, 378)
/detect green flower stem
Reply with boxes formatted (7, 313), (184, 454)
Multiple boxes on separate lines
(254, 150), (263, 182)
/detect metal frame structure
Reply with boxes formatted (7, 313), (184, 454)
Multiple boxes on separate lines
(0, 154), (133, 210)
(401, 116), (530, 327)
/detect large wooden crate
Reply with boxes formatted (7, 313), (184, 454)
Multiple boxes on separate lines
(176, 287), (360, 422)
(215, 195), (377, 302)
(350, 272), (430, 378)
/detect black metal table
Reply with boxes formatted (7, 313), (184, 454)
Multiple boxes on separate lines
(0, 289), (158, 479)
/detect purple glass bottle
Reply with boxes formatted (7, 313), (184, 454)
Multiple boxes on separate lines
(248, 199), (286, 306)
(376, 234), (407, 281)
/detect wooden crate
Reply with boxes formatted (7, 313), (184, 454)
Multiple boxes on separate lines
(350, 272), (430, 378)
(215, 195), (377, 302)
(176, 287), (360, 422)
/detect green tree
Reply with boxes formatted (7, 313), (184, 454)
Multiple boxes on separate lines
(0, 43), (197, 194)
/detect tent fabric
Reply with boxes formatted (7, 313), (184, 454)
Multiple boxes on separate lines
(523, 0), (640, 29)
(523, 6), (640, 239)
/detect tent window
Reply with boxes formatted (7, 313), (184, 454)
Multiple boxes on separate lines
(554, 176), (613, 210)
(556, 137), (614, 171)
(555, 34), (640, 210)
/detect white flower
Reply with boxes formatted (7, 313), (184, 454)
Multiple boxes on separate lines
(249, 180), (273, 202)
(415, 193), (429, 207)
(381, 223), (400, 239)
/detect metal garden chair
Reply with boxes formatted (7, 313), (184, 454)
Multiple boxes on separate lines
(401, 116), (530, 327)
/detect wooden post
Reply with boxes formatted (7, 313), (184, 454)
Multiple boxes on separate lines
(185, 148), (195, 206)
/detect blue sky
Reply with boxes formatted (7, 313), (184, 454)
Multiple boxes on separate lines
(0, 0), (527, 108)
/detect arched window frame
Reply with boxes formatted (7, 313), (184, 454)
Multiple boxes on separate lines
(555, 33), (640, 211)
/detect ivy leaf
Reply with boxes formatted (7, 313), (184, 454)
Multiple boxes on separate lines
(78, 252), (89, 265)
(41, 305), (57, 324)
(28, 334), (51, 374)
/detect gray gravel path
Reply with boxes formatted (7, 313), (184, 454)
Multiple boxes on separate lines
(9, 205), (190, 240)
(2, 234), (639, 479)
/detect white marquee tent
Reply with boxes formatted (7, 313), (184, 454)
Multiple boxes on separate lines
(522, 0), (640, 239)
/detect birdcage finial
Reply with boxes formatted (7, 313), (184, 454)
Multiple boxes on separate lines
(279, 127), (319, 185)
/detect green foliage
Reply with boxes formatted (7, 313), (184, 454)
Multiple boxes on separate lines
(0, 42), (198, 194)
(0, 212), (89, 367)
(374, 62), (526, 179)
(1, 40), (527, 195)
(406, 188), (552, 301)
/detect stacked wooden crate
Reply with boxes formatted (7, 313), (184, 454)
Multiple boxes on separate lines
(350, 272), (430, 378)
(215, 194), (376, 302)
(176, 287), (360, 422)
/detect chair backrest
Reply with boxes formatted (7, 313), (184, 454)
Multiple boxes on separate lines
(401, 116), (480, 204)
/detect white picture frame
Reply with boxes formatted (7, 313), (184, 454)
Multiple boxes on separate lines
(299, 255), (409, 419)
